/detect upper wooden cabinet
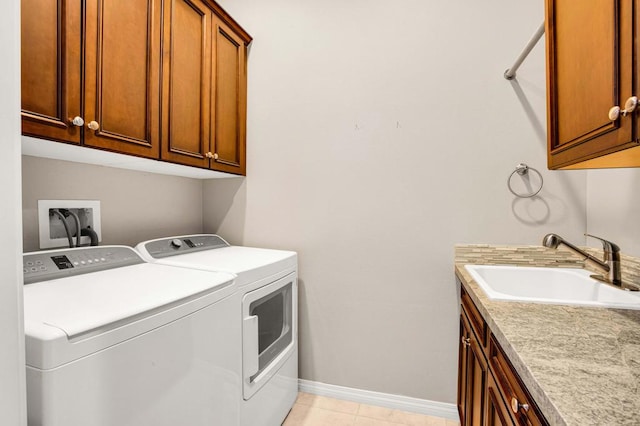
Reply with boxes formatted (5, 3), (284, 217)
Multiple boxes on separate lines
(21, 0), (251, 175)
(161, 0), (213, 169)
(546, 0), (640, 169)
(22, 0), (161, 159)
(161, 0), (250, 174)
(83, 0), (162, 158)
(21, 0), (82, 145)
(210, 16), (248, 175)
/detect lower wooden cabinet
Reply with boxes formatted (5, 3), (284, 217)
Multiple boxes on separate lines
(488, 336), (546, 426)
(457, 284), (548, 426)
(457, 315), (469, 423)
(486, 373), (513, 426)
(458, 311), (488, 426)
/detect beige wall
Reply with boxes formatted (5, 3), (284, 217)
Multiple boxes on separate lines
(22, 156), (204, 252)
(586, 169), (640, 256)
(204, 0), (588, 404)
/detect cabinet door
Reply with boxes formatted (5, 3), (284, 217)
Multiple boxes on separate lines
(546, 0), (636, 168)
(457, 316), (469, 425)
(489, 337), (547, 426)
(466, 330), (487, 426)
(83, 0), (161, 158)
(21, 0), (82, 144)
(458, 312), (488, 426)
(486, 373), (515, 426)
(160, 0), (212, 168)
(210, 16), (247, 175)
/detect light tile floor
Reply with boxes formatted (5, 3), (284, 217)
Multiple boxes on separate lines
(282, 393), (461, 426)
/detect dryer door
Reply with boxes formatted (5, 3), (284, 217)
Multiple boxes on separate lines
(242, 272), (296, 400)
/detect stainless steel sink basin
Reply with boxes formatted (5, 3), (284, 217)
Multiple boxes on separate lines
(464, 265), (640, 309)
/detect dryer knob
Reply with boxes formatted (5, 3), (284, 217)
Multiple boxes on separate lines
(170, 239), (183, 249)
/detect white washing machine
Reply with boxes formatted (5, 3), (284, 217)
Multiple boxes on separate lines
(23, 245), (241, 426)
(135, 235), (298, 426)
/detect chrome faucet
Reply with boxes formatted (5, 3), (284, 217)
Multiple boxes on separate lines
(542, 233), (631, 290)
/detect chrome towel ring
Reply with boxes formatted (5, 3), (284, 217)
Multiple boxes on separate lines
(507, 163), (543, 198)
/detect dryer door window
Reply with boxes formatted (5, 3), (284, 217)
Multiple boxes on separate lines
(249, 283), (292, 379)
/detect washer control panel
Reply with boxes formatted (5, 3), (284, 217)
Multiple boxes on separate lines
(23, 246), (144, 285)
(144, 235), (229, 259)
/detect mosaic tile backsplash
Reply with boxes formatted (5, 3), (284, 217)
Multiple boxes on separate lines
(455, 244), (640, 287)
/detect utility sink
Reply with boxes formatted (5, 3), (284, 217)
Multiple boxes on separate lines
(464, 265), (640, 310)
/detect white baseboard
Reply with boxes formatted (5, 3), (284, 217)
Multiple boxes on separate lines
(298, 379), (459, 420)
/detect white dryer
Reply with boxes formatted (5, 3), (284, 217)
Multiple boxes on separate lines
(23, 245), (240, 426)
(135, 235), (298, 426)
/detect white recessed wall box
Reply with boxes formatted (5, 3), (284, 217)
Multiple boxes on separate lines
(38, 200), (102, 249)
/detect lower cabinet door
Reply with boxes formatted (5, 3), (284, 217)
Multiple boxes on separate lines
(489, 336), (547, 426)
(466, 333), (487, 426)
(487, 373), (515, 426)
(457, 315), (470, 424)
(458, 312), (488, 426)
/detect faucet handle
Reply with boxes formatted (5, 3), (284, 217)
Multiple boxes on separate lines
(584, 234), (620, 254)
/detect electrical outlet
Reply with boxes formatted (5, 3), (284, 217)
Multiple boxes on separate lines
(38, 200), (102, 249)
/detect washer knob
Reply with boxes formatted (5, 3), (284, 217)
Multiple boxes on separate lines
(170, 239), (183, 249)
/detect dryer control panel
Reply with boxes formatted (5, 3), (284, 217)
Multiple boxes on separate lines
(23, 246), (143, 285)
(143, 235), (229, 259)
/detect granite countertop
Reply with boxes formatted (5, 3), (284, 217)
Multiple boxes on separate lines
(455, 245), (640, 426)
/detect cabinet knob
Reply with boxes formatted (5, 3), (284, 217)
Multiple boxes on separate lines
(213, 153), (219, 160)
(609, 96), (638, 121)
(510, 396), (530, 414)
(205, 152), (213, 159)
(461, 336), (471, 347)
(87, 121), (100, 131)
(71, 116), (84, 127)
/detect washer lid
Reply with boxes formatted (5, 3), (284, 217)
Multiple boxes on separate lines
(24, 262), (236, 369)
